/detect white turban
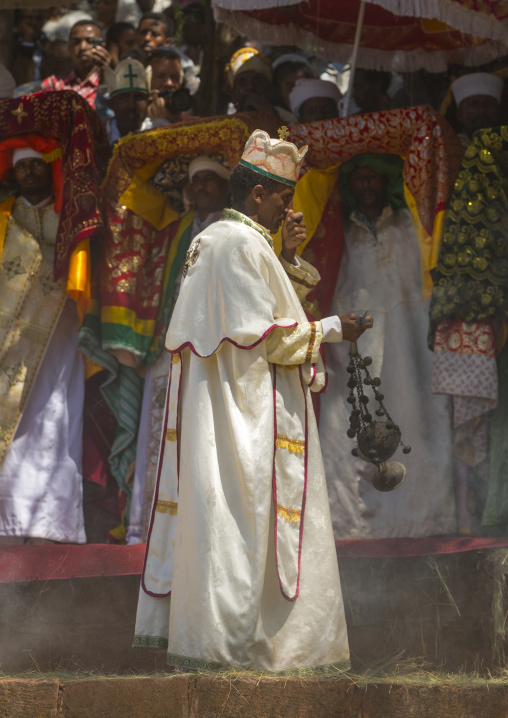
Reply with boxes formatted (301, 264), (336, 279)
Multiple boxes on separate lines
(452, 73), (503, 106)
(0, 63), (15, 100)
(12, 147), (44, 167)
(272, 54), (312, 71)
(289, 78), (341, 117)
(188, 155), (230, 182)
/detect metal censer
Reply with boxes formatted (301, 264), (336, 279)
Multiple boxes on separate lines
(346, 312), (411, 492)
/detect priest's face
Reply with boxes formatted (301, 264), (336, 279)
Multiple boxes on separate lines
(257, 184), (295, 234)
(189, 170), (230, 221)
(13, 158), (53, 205)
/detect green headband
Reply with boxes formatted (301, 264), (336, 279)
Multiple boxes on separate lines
(239, 158), (296, 187)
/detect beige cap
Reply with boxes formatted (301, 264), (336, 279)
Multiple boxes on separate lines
(239, 129), (307, 187)
(108, 58), (149, 98)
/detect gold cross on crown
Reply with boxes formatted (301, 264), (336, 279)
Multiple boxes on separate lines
(278, 126), (289, 140)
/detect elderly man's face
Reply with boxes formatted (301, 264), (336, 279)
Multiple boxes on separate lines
(298, 96), (338, 123)
(13, 157), (53, 204)
(189, 170), (229, 219)
(108, 91), (148, 137)
(457, 94), (501, 137)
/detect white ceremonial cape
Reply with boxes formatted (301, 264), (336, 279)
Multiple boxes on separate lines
(134, 210), (350, 674)
(320, 207), (456, 539)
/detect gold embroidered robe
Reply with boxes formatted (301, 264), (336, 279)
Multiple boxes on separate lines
(0, 197), (86, 543)
(0, 198), (67, 464)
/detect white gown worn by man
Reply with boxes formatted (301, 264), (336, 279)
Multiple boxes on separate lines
(0, 145), (85, 544)
(134, 130), (372, 673)
(127, 155), (231, 544)
(320, 154), (456, 539)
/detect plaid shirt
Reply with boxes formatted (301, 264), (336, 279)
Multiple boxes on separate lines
(41, 70), (100, 108)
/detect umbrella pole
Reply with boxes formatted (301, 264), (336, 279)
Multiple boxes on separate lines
(342, 0), (366, 117)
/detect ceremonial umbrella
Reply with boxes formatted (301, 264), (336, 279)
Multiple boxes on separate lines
(212, 0), (508, 72)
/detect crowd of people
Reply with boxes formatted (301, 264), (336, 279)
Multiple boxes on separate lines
(0, 0), (507, 552)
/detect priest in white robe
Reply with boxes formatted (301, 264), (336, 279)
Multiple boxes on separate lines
(319, 153), (456, 539)
(127, 154), (232, 545)
(133, 129), (373, 673)
(0, 144), (86, 545)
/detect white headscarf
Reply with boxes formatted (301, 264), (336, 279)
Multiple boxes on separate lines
(289, 78), (341, 117)
(12, 147), (44, 167)
(452, 73), (503, 106)
(188, 155), (230, 182)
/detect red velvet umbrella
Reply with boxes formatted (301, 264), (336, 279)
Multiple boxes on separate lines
(213, 0), (508, 71)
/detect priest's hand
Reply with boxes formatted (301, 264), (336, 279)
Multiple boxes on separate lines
(281, 210), (306, 265)
(340, 313), (374, 341)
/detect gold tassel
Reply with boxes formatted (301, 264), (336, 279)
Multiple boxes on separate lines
(42, 148), (62, 163)
(166, 428), (177, 441)
(276, 503), (301, 523)
(156, 500), (178, 515)
(171, 353), (180, 364)
(276, 433), (305, 454)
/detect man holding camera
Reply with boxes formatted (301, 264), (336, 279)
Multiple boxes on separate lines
(143, 47), (192, 127)
(41, 20), (112, 110)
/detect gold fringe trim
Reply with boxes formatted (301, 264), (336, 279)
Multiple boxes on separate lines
(42, 148), (62, 163)
(276, 503), (301, 523)
(156, 500), (178, 515)
(166, 428), (177, 441)
(276, 433), (305, 453)
(305, 321), (316, 363)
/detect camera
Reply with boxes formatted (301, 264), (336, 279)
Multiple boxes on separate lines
(159, 87), (192, 114)
(90, 37), (105, 48)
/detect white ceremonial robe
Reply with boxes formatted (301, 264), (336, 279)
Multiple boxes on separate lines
(320, 207), (456, 539)
(134, 211), (350, 674)
(127, 212), (222, 545)
(0, 198), (85, 544)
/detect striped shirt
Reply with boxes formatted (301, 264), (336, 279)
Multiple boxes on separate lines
(41, 70), (100, 108)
